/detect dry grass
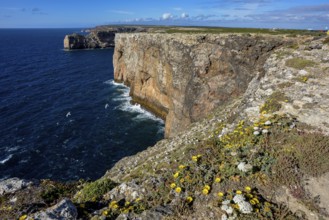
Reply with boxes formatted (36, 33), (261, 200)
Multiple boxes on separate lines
(285, 58), (317, 70)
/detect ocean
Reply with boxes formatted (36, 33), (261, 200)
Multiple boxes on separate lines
(0, 29), (164, 181)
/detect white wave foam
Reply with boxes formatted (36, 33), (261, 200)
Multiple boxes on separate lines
(106, 79), (164, 125)
(133, 109), (164, 123)
(104, 79), (126, 87)
(7, 146), (19, 152)
(118, 102), (164, 123)
(0, 154), (13, 164)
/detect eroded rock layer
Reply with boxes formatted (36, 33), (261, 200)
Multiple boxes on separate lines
(114, 33), (289, 137)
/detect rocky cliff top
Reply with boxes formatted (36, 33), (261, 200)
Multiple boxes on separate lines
(64, 26), (148, 50)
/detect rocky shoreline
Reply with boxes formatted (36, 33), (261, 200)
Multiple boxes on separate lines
(1, 27), (329, 220)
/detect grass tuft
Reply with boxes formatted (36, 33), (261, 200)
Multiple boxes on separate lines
(285, 58), (316, 69)
(260, 91), (289, 114)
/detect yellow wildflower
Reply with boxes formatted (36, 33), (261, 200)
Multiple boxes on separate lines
(192, 156), (198, 162)
(173, 172), (179, 178)
(112, 204), (119, 209)
(170, 183), (176, 189)
(245, 186), (252, 192)
(180, 178), (185, 183)
(109, 201), (117, 208)
(215, 177), (221, 183)
(135, 198), (141, 202)
(264, 201), (271, 207)
(178, 165), (185, 169)
(122, 208), (130, 214)
(264, 206), (271, 213)
(232, 204), (240, 209)
(186, 196), (193, 203)
(125, 201), (130, 206)
(202, 188), (209, 195)
(19, 215), (27, 220)
(250, 199), (256, 205)
(175, 187), (182, 193)
(102, 210), (109, 216)
(246, 193), (253, 198)
(204, 185), (211, 190)
(252, 197), (260, 204)
(236, 190), (242, 194)
(218, 192), (224, 197)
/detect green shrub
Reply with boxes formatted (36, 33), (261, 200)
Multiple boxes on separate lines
(260, 91), (289, 114)
(75, 178), (117, 203)
(41, 180), (80, 205)
(323, 37), (329, 44)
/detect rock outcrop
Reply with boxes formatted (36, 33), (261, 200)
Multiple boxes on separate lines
(64, 26), (146, 50)
(0, 178), (33, 195)
(28, 198), (77, 220)
(114, 33), (291, 137)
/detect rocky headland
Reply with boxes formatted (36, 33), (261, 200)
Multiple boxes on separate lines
(63, 26), (147, 50)
(2, 27), (329, 220)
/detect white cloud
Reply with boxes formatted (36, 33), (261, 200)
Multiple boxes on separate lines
(162, 13), (173, 20)
(181, 13), (189, 18)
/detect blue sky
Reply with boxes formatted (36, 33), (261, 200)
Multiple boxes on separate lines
(1, 0), (329, 29)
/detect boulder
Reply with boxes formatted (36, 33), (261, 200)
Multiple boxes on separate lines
(28, 198), (77, 220)
(0, 178), (33, 195)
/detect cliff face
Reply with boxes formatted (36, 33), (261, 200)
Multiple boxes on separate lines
(64, 27), (146, 50)
(114, 33), (288, 137)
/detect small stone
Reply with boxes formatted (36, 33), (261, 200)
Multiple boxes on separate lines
(253, 126), (259, 131)
(237, 162), (253, 172)
(221, 214), (228, 220)
(262, 129), (269, 134)
(253, 131), (260, 136)
(264, 120), (272, 126)
(298, 69), (308, 76)
(230, 152), (238, 156)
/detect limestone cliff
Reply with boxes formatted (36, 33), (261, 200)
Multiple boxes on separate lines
(64, 26), (146, 50)
(114, 33), (290, 137)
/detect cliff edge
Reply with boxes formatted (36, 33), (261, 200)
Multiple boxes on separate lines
(114, 33), (291, 137)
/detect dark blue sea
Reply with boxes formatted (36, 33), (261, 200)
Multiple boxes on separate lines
(0, 29), (164, 181)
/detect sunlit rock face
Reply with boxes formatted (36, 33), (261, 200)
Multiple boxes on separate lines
(114, 33), (286, 137)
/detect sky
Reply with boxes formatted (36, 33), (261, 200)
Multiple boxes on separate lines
(1, 0), (329, 29)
